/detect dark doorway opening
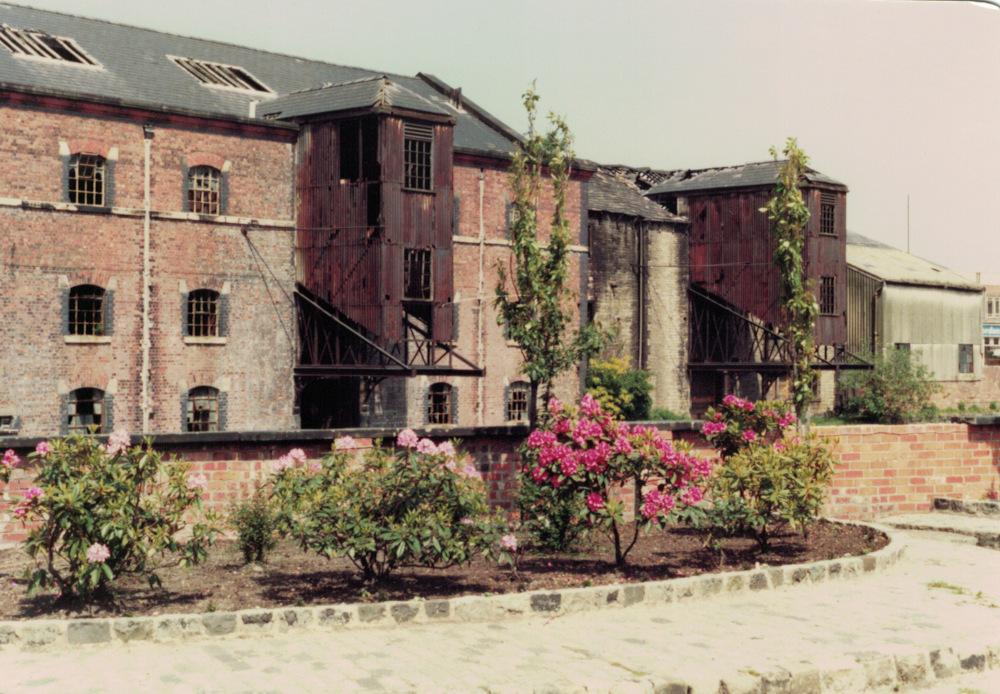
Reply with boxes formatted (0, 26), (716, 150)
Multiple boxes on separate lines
(300, 377), (360, 429)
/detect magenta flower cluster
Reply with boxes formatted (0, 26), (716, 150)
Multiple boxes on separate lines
(701, 395), (799, 458)
(524, 394), (711, 523)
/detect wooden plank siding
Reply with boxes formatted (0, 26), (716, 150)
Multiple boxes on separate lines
(682, 185), (848, 348)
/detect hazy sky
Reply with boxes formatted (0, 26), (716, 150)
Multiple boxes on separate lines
(17, 0), (1000, 281)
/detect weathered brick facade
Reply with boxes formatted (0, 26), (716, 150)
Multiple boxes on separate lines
(0, 101), (588, 436)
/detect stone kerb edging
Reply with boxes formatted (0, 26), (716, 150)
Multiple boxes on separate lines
(0, 521), (903, 651)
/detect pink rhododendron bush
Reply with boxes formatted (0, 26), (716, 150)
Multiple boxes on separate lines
(0, 433), (217, 600)
(701, 396), (835, 550)
(271, 431), (503, 584)
(521, 394), (712, 567)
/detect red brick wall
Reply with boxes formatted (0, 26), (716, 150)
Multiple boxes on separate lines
(2, 421), (998, 543)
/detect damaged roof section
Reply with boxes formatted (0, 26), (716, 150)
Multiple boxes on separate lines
(258, 75), (452, 121)
(847, 232), (982, 292)
(644, 160), (846, 196)
(588, 168), (686, 223)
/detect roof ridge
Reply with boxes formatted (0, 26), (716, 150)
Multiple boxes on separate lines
(0, 2), (419, 83)
(280, 74), (389, 98)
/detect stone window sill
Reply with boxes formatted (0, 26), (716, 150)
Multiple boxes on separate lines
(64, 335), (111, 344)
(184, 336), (227, 346)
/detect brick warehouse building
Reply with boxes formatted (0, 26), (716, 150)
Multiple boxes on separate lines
(0, 5), (591, 437)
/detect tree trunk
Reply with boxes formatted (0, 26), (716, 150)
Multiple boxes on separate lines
(528, 380), (540, 429)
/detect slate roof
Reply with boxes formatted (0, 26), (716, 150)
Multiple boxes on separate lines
(847, 232), (982, 292)
(588, 169), (686, 223)
(0, 3), (516, 156)
(258, 75), (451, 120)
(644, 160), (846, 196)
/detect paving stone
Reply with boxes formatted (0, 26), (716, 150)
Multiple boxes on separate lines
(18, 624), (61, 648)
(113, 618), (153, 642)
(929, 647), (961, 678)
(202, 614), (237, 635)
(894, 652), (931, 685)
(424, 601), (449, 619)
(357, 604), (386, 623)
(67, 621), (110, 644)
(623, 585), (644, 606)
(389, 603), (419, 623)
(529, 593), (561, 613)
(748, 572), (768, 591)
(317, 607), (352, 626)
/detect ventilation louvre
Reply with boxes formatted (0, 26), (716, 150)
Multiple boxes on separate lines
(403, 122), (434, 141)
(171, 56), (272, 94)
(0, 24), (99, 66)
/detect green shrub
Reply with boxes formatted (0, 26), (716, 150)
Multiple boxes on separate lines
(707, 434), (835, 550)
(585, 356), (652, 421)
(838, 349), (940, 424)
(517, 473), (587, 552)
(231, 489), (278, 564)
(990, 401), (998, 412)
(271, 434), (501, 584)
(4, 433), (216, 599)
(650, 407), (686, 421)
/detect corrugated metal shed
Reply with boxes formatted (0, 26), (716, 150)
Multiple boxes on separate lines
(847, 233), (981, 291)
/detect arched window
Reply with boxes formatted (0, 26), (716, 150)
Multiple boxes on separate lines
(186, 386), (220, 432)
(506, 381), (530, 423)
(187, 165), (221, 215)
(68, 154), (106, 206)
(186, 289), (220, 337)
(68, 284), (105, 335)
(67, 387), (105, 433)
(427, 382), (453, 425)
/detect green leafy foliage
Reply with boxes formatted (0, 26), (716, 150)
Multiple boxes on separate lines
(495, 85), (606, 425)
(271, 437), (502, 585)
(838, 348), (940, 423)
(230, 489), (279, 564)
(14, 434), (217, 599)
(707, 435), (835, 550)
(761, 138), (817, 422)
(585, 356), (653, 421)
(650, 407), (686, 421)
(517, 472), (587, 552)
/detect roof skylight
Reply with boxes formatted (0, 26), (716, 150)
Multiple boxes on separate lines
(0, 24), (100, 66)
(170, 56), (272, 94)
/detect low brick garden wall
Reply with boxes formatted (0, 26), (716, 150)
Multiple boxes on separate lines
(0, 420), (998, 543)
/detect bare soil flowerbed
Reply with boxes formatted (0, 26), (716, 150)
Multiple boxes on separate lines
(0, 520), (887, 620)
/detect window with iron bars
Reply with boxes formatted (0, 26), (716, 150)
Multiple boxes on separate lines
(68, 154), (106, 206)
(819, 276), (836, 315)
(427, 383), (453, 425)
(187, 166), (221, 215)
(820, 193), (836, 236)
(506, 381), (530, 423)
(959, 344), (974, 374)
(67, 388), (105, 434)
(68, 285), (105, 335)
(403, 122), (433, 191)
(187, 386), (220, 432)
(187, 289), (220, 337)
(404, 248), (432, 300)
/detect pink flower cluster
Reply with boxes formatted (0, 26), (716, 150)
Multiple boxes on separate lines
(272, 447), (308, 474)
(34, 441), (51, 457)
(2, 449), (20, 470)
(396, 428), (419, 448)
(334, 436), (357, 451)
(499, 534), (518, 552)
(524, 395), (711, 523)
(701, 421), (726, 436)
(13, 485), (44, 520)
(723, 394), (755, 412)
(86, 542), (110, 564)
(105, 429), (131, 457)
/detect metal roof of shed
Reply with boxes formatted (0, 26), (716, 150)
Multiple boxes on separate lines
(847, 232), (982, 292)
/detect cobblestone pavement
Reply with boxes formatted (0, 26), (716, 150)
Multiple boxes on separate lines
(2, 529), (999, 693)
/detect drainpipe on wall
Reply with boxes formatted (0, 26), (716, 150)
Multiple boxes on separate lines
(141, 125), (154, 433)
(475, 169), (486, 426)
(637, 219), (647, 370)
